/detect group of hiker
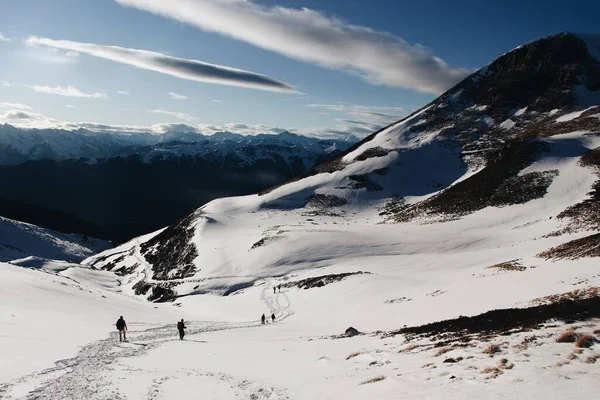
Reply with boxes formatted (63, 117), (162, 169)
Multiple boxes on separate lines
(261, 312), (276, 325)
(115, 285), (284, 340)
(115, 316), (187, 342)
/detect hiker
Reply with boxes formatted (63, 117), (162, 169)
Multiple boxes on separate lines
(261, 313), (266, 325)
(273, 287), (276, 294)
(116, 316), (127, 342)
(177, 319), (186, 340)
(278, 284), (281, 292)
(271, 313), (276, 323)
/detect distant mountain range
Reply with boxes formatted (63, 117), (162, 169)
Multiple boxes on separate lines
(0, 128), (358, 242)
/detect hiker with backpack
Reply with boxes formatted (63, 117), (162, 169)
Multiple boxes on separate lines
(271, 313), (276, 323)
(116, 316), (127, 342)
(261, 313), (266, 325)
(177, 319), (186, 340)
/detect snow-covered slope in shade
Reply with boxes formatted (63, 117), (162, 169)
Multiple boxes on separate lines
(0, 216), (110, 262)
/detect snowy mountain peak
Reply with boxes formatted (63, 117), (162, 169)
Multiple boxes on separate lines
(87, 33), (600, 315)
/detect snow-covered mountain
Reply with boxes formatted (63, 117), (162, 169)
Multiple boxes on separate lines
(2, 32), (600, 400)
(0, 126), (357, 165)
(0, 215), (110, 262)
(87, 32), (600, 301)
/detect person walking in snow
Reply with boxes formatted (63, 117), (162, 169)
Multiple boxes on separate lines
(261, 313), (266, 325)
(273, 286), (276, 294)
(278, 284), (281, 292)
(116, 316), (127, 342)
(177, 319), (186, 340)
(271, 313), (276, 323)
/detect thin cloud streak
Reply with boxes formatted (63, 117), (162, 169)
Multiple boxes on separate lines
(1, 102), (33, 111)
(169, 92), (188, 100)
(25, 36), (297, 93)
(25, 84), (108, 99)
(147, 109), (195, 121)
(115, 0), (470, 94)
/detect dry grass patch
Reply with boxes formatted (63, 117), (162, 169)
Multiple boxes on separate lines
(398, 343), (419, 353)
(487, 260), (526, 272)
(483, 343), (502, 356)
(435, 346), (455, 357)
(576, 334), (596, 348)
(531, 287), (600, 306)
(567, 352), (578, 360)
(481, 366), (503, 378)
(586, 354), (599, 364)
(360, 375), (385, 385)
(556, 328), (579, 343)
(346, 351), (362, 360)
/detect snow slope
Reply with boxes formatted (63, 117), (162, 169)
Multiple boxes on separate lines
(0, 216), (110, 262)
(2, 32), (600, 399)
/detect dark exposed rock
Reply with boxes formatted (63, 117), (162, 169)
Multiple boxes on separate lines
(385, 296), (600, 343)
(345, 327), (360, 337)
(393, 140), (555, 221)
(283, 272), (369, 290)
(139, 212), (200, 280)
(353, 147), (393, 162)
(348, 174), (383, 192)
(306, 194), (348, 208)
(537, 233), (600, 260)
(557, 148), (600, 232)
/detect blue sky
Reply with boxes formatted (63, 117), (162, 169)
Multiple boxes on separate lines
(0, 0), (598, 137)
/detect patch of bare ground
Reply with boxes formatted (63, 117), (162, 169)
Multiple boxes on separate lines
(353, 146), (394, 162)
(249, 235), (283, 250)
(139, 211), (200, 281)
(515, 335), (539, 351)
(384, 296), (600, 344)
(282, 271), (369, 290)
(532, 287), (600, 306)
(435, 346), (455, 357)
(398, 344), (420, 353)
(576, 334), (597, 348)
(483, 343), (502, 356)
(537, 234), (600, 260)
(346, 351), (362, 360)
(348, 174), (383, 191)
(586, 354), (600, 364)
(487, 260), (526, 272)
(305, 193), (347, 208)
(360, 375), (385, 385)
(555, 148), (600, 233)
(556, 328), (579, 343)
(481, 366), (503, 378)
(392, 140), (557, 222)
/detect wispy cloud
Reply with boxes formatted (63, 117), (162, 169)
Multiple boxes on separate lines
(1, 81), (11, 87)
(169, 92), (187, 100)
(212, 99), (222, 103)
(0, 33), (11, 42)
(117, 90), (130, 95)
(306, 103), (406, 124)
(115, 0), (469, 94)
(65, 104), (77, 108)
(25, 36), (297, 93)
(0, 102), (33, 111)
(25, 84), (107, 99)
(147, 108), (195, 121)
